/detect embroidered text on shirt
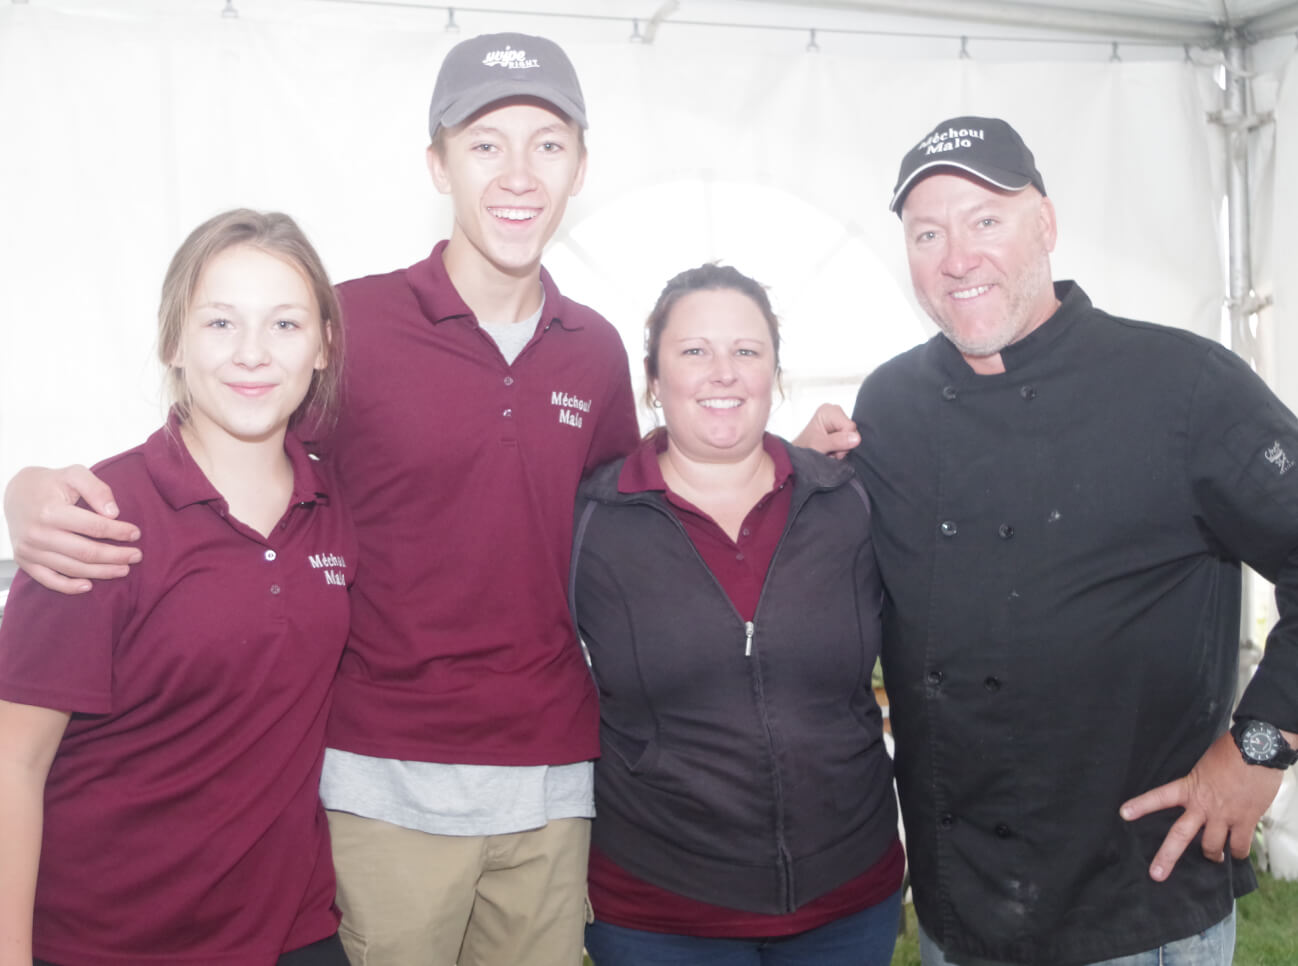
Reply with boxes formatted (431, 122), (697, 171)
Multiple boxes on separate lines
(308, 552), (348, 586)
(1264, 441), (1294, 475)
(552, 390), (591, 429)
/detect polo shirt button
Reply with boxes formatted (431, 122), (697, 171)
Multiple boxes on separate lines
(927, 669), (944, 685)
(984, 676), (1001, 692)
(736, 552), (745, 561)
(742, 527), (751, 536)
(998, 523), (1014, 539)
(504, 376), (514, 386)
(269, 584), (282, 595)
(941, 385), (958, 401)
(1048, 509), (1062, 523)
(502, 408), (512, 418)
(995, 823), (1013, 838)
(939, 813), (955, 829)
(264, 549), (277, 562)
(1020, 385), (1037, 400)
(939, 520), (958, 537)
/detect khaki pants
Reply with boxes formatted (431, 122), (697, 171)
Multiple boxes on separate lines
(326, 810), (590, 966)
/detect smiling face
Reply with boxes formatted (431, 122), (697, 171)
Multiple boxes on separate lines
(171, 244), (326, 450)
(427, 99), (586, 285)
(902, 172), (1059, 372)
(651, 287), (777, 465)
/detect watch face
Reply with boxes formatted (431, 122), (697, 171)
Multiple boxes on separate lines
(1242, 721), (1282, 762)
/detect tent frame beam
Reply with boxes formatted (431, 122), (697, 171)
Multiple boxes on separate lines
(738, 0), (1298, 43)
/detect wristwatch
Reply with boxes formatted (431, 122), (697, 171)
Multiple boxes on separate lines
(1230, 718), (1298, 769)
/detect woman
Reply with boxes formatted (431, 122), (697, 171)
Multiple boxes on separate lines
(0, 210), (355, 966)
(571, 264), (903, 965)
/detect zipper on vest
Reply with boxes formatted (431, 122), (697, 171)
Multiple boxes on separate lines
(744, 620), (755, 657)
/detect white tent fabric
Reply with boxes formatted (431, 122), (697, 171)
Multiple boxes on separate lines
(1, 0), (1260, 559)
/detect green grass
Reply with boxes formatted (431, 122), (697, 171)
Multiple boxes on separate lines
(1235, 867), (1298, 966)
(890, 901), (921, 965)
(584, 867), (1298, 965)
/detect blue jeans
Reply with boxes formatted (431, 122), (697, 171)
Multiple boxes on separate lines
(584, 889), (902, 966)
(917, 908), (1235, 966)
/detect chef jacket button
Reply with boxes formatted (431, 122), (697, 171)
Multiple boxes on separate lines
(941, 385), (958, 401)
(998, 523), (1015, 539)
(504, 375), (515, 386)
(995, 823), (1013, 838)
(264, 549), (277, 562)
(927, 669), (944, 685)
(984, 676), (1001, 692)
(269, 584), (282, 595)
(1020, 385), (1037, 400)
(939, 520), (958, 537)
(939, 813), (955, 829)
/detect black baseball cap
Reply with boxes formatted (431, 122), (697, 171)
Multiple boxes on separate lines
(889, 116), (1046, 215)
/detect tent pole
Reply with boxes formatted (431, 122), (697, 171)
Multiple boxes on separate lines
(1224, 33), (1255, 366)
(1221, 32), (1271, 694)
(1223, 33), (1255, 668)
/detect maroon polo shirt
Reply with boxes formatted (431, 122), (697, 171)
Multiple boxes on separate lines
(0, 419), (356, 965)
(319, 242), (639, 766)
(587, 432), (905, 936)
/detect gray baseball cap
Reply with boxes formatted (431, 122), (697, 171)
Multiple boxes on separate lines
(428, 33), (588, 140)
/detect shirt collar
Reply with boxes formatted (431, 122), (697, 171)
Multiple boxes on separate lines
(407, 240), (581, 332)
(617, 431), (794, 495)
(998, 280), (1089, 370)
(935, 280), (1090, 377)
(146, 409), (330, 512)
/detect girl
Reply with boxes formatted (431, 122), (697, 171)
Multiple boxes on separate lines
(0, 210), (355, 966)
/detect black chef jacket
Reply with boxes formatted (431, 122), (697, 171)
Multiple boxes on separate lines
(852, 281), (1298, 964)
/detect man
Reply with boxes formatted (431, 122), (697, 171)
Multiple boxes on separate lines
(4, 34), (639, 966)
(845, 115), (1298, 965)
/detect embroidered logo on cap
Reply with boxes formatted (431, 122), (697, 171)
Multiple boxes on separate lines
(916, 125), (987, 156)
(482, 46), (540, 70)
(1264, 441), (1293, 475)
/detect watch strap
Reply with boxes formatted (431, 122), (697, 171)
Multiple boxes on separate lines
(1232, 718), (1298, 768)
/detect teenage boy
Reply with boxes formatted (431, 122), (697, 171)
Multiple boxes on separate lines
(4, 33), (639, 966)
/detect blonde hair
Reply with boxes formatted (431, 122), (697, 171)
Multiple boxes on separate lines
(157, 209), (344, 429)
